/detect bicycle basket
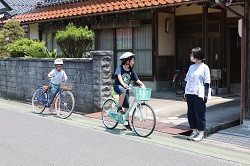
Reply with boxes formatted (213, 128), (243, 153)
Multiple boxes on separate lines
(60, 85), (72, 91)
(133, 88), (152, 101)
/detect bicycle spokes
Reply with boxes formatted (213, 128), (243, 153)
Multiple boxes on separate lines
(32, 88), (47, 114)
(55, 91), (75, 119)
(132, 103), (156, 137)
(102, 98), (118, 129)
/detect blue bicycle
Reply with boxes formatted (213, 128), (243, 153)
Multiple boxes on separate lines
(31, 80), (75, 119)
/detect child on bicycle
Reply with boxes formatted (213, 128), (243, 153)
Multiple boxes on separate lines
(47, 58), (68, 113)
(114, 52), (146, 131)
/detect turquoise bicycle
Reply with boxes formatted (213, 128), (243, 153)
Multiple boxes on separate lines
(31, 79), (75, 119)
(102, 87), (156, 137)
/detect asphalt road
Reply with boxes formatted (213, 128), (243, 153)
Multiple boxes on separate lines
(0, 106), (241, 166)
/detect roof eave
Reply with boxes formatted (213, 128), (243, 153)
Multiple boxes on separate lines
(16, 0), (209, 25)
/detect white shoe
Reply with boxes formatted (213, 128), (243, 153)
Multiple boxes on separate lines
(187, 132), (198, 140)
(49, 108), (56, 114)
(193, 133), (204, 141)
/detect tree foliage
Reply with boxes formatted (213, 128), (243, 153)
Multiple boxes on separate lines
(0, 33), (8, 58)
(1, 20), (25, 43)
(7, 38), (57, 58)
(0, 20), (25, 57)
(56, 23), (94, 58)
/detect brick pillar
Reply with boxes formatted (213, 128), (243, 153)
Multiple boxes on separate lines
(91, 51), (112, 112)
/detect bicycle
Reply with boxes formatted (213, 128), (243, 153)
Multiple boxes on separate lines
(102, 87), (156, 137)
(31, 78), (75, 119)
(173, 68), (187, 95)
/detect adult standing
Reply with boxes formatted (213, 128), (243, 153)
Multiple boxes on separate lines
(183, 47), (211, 141)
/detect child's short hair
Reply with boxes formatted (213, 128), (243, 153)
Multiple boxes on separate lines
(191, 47), (204, 60)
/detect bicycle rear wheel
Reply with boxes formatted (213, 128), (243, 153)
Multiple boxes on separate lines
(132, 102), (156, 137)
(55, 91), (75, 119)
(32, 88), (47, 114)
(102, 98), (118, 129)
(173, 72), (185, 95)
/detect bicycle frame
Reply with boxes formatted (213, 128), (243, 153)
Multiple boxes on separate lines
(107, 97), (144, 124)
(34, 84), (62, 108)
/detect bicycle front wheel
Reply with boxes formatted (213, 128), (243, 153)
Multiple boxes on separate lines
(32, 88), (47, 114)
(55, 91), (75, 119)
(173, 73), (185, 95)
(132, 102), (156, 137)
(102, 98), (118, 129)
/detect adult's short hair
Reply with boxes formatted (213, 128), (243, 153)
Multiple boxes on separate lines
(192, 47), (204, 60)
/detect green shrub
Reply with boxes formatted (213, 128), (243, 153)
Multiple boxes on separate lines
(56, 23), (94, 58)
(6, 38), (31, 57)
(7, 38), (57, 58)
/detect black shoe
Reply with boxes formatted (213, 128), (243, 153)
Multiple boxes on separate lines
(125, 124), (132, 131)
(117, 107), (125, 114)
(124, 120), (132, 131)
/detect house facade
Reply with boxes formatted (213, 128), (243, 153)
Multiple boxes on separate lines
(2, 0), (249, 120)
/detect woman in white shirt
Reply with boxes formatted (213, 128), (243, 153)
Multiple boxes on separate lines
(183, 47), (210, 141)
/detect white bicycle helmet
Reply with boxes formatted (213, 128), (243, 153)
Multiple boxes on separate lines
(54, 59), (63, 65)
(119, 52), (134, 61)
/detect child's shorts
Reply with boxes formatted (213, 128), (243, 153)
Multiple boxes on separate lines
(49, 82), (59, 97)
(113, 84), (129, 108)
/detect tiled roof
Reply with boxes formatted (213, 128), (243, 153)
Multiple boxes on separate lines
(8, 0), (206, 23)
(42, 0), (83, 7)
(4, 0), (41, 16)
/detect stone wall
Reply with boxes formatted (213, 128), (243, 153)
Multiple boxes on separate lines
(0, 51), (112, 113)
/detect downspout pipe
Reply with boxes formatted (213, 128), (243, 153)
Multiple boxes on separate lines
(215, 0), (245, 124)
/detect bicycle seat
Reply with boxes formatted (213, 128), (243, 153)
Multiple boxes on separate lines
(43, 85), (51, 90)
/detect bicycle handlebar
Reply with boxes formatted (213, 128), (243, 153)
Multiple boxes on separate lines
(49, 77), (68, 85)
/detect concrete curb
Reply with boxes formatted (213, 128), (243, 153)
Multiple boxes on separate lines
(205, 119), (240, 136)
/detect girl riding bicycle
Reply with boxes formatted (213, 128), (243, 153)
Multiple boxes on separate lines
(47, 59), (68, 113)
(114, 52), (146, 131)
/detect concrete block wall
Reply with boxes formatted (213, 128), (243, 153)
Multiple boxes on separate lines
(0, 51), (112, 113)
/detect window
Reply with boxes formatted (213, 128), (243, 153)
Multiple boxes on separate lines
(133, 24), (152, 76)
(97, 29), (114, 72)
(116, 28), (133, 69)
(43, 32), (62, 55)
(96, 24), (153, 77)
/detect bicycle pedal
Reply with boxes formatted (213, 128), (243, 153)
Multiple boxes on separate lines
(119, 111), (126, 114)
(117, 109), (125, 114)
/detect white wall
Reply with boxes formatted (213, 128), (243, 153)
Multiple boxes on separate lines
(227, 6), (244, 17)
(29, 23), (39, 40)
(158, 12), (175, 56)
(175, 4), (220, 16)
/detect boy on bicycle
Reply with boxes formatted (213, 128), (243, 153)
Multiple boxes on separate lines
(114, 52), (145, 131)
(47, 59), (68, 113)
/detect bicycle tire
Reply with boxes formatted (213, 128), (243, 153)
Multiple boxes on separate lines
(173, 72), (186, 95)
(102, 98), (118, 129)
(32, 88), (47, 114)
(132, 102), (156, 137)
(55, 91), (75, 119)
